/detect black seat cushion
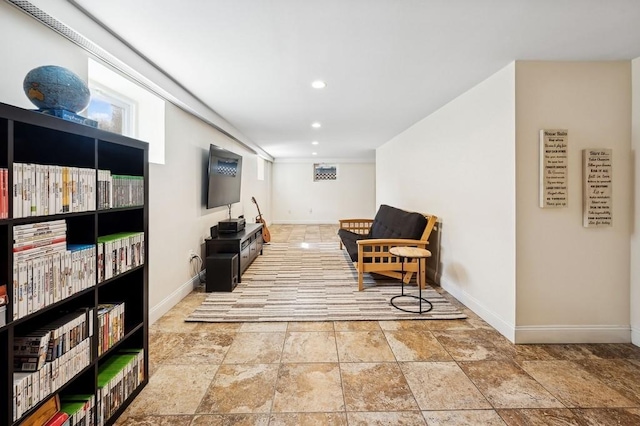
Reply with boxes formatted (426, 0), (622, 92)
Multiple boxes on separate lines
(337, 228), (366, 261)
(369, 204), (427, 240)
(338, 205), (427, 263)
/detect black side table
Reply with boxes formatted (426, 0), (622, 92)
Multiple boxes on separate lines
(389, 246), (433, 314)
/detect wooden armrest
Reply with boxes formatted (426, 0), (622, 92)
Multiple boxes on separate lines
(356, 238), (427, 246)
(339, 218), (373, 235)
(339, 218), (373, 225)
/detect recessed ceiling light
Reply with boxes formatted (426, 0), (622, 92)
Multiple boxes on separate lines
(311, 80), (326, 89)
(312, 152), (318, 156)
(311, 141), (319, 145)
(311, 122), (321, 128)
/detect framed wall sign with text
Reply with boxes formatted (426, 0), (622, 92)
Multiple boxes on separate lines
(539, 129), (568, 208)
(582, 148), (612, 228)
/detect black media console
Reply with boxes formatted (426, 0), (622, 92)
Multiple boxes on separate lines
(205, 222), (264, 291)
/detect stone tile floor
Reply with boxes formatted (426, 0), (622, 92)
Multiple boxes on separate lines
(116, 224), (640, 425)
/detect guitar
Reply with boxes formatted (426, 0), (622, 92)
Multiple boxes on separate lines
(251, 196), (271, 243)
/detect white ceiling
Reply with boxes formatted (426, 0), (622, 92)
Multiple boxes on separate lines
(70, 0), (640, 161)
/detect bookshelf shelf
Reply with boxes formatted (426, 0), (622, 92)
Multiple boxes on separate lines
(0, 102), (149, 426)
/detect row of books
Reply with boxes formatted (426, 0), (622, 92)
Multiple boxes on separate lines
(97, 349), (144, 426)
(15, 393), (61, 426)
(14, 219), (67, 261)
(20, 390), (95, 426)
(14, 308), (93, 372)
(13, 163), (97, 218)
(13, 221), (97, 320)
(42, 410), (70, 426)
(13, 338), (91, 421)
(98, 171), (144, 209)
(10, 163), (145, 218)
(0, 168), (8, 219)
(97, 303), (125, 357)
(59, 393), (95, 426)
(97, 232), (145, 283)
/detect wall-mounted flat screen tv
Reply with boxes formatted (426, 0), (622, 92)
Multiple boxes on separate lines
(207, 144), (243, 209)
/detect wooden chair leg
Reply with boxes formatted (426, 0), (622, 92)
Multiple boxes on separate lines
(358, 271), (364, 291)
(403, 271), (413, 284)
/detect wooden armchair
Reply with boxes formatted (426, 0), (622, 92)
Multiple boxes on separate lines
(338, 205), (438, 291)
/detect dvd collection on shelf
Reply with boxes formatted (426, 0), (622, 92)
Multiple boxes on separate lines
(97, 349), (144, 426)
(13, 308), (92, 373)
(12, 220), (96, 321)
(0, 167), (8, 219)
(0, 101), (149, 426)
(97, 232), (145, 283)
(59, 393), (95, 426)
(97, 302), (125, 357)
(12, 163), (144, 219)
(97, 171), (144, 209)
(13, 338), (91, 421)
(12, 307), (93, 420)
(13, 163), (96, 218)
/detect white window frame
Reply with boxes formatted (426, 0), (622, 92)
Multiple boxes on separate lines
(88, 58), (166, 164)
(86, 81), (136, 137)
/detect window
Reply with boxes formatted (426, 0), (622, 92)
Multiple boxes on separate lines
(86, 82), (135, 136)
(313, 164), (337, 181)
(87, 59), (165, 164)
(257, 156), (265, 181)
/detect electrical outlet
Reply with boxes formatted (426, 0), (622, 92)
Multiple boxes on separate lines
(188, 249), (195, 260)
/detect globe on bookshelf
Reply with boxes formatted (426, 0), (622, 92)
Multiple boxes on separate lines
(23, 65), (91, 113)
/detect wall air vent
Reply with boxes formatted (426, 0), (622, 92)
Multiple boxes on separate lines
(6, 0), (113, 61)
(4, 0), (263, 157)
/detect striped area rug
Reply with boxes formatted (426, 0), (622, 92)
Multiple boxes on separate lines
(185, 242), (467, 322)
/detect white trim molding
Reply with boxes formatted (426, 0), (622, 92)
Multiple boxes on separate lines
(632, 326), (640, 347)
(440, 281), (516, 343)
(149, 272), (204, 324)
(441, 279), (633, 344)
(514, 325), (631, 344)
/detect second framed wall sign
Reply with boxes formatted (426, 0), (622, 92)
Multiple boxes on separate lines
(582, 148), (612, 228)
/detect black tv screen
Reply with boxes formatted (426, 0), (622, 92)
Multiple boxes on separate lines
(207, 144), (243, 209)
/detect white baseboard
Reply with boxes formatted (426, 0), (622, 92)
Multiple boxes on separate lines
(632, 326), (640, 347)
(440, 281), (516, 342)
(149, 272), (204, 324)
(440, 280), (633, 344)
(514, 325), (631, 344)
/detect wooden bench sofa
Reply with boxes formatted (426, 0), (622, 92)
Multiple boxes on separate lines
(338, 204), (438, 291)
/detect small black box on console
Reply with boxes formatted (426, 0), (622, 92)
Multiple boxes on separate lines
(218, 217), (246, 234)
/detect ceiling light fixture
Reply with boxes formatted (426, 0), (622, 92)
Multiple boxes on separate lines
(312, 152), (318, 156)
(311, 80), (327, 89)
(311, 141), (319, 145)
(311, 122), (321, 128)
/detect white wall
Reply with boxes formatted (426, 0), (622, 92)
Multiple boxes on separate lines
(0, 2), (272, 323)
(272, 161), (375, 223)
(0, 4), (88, 109)
(377, 63), (517, 340)
(150, 103), (271, 318)
(632, 57), (640, 346)
(515, 62), (632, 343)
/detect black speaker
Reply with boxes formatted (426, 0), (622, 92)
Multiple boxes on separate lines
(206, 253), (239, 292)
(210, 225), (218, 238)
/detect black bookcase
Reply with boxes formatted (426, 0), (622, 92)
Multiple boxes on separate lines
(0, 102), (149, 426)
